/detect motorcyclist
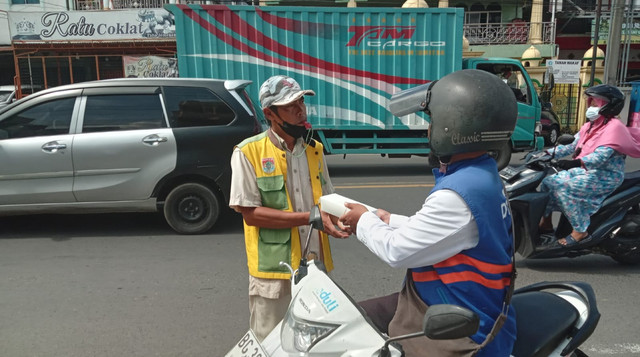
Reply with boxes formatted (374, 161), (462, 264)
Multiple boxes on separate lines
(539, 84), (640, 247)
(338, 69), (517, 356)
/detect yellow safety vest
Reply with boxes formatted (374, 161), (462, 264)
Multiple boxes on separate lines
(237, 132), (334, 279)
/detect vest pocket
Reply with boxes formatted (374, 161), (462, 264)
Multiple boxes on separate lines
(257, 175), (288, 210)
(258, 228), (291, 272)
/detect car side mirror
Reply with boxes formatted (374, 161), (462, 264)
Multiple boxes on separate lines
(557, 134), (574, 146)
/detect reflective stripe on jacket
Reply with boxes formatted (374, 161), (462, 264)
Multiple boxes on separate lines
(411, 155), (516, 356)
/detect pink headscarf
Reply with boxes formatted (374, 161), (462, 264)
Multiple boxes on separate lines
(575, 116), (640, 159)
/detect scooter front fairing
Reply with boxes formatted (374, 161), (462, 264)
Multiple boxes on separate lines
(278, 260), (400, 356)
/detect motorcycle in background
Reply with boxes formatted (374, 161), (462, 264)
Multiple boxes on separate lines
(538, 71), (561, 146)
(225, 206), (601, 357)
(501, 134), (640, 264)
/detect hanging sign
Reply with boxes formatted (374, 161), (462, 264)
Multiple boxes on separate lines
(546, 59), (581, 84)
(123, 56), (178, 78)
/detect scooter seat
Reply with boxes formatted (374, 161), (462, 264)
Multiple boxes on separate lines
(611, 170), (640, 196)
(511, 291), (579, 357)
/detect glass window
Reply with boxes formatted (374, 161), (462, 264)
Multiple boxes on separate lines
(477, 64), (530, 104)
(0, 97), (75, 139)
(45, 57), (72, 88)
(72, 57), (97, 84)
(163, 86), (236, 128)
(98, 56), (124, 80)
(82, 94), (166, 133)
(470, 3), (485, 11)
(18, 57), (45, 95)
(11, 0), (39, 3)
(0, 90), (13, 102)
(487, 3), (502, 23)
(466, 3), (501, 25)
(454, 3), (467, 10)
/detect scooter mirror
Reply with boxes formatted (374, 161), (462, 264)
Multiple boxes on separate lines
(380, 304), (479, 356)
(422, 304), (479, 340)
(557, 134), (575, 146)
(309, 205), (324, 231)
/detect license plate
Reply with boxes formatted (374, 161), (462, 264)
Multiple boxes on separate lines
(224, 329), (269, 357)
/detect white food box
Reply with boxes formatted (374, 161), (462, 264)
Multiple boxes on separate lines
(319, 193), (377, 217)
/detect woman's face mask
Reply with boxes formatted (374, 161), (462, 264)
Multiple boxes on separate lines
(586, 106), (601, 121)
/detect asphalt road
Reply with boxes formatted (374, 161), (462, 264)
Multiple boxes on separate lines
(0, 153), (639, 356)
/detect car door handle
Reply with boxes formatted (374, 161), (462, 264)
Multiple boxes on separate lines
(41, 141), (67, 153)
(142, 134), (168, 146)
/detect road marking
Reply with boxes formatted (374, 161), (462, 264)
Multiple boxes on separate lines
(336, 183), (434, 189)
(586, 343), (640, 354)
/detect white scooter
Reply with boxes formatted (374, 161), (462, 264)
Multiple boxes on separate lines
(226, 206), (600, 357)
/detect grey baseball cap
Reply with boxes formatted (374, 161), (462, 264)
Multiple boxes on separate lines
(259, 75), (315, 109)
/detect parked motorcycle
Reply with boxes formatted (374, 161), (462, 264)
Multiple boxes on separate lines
(539, 73), (562, 146)
(225, 206), (600, 357)
(501, 134), (640, 264)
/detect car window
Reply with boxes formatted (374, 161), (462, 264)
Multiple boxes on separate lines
(163, 86), (236, 128)
(477, 64), (531, 105)
(0, 97), (75, 139)
(0, 90), (13, 102)
(82, 94), (166, 133)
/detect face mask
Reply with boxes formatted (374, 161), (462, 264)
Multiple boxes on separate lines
(586, 106), (601, 121)
(279, 121), (312, 142)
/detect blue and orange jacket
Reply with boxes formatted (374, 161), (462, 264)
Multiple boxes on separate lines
(411, 155), (516, 356)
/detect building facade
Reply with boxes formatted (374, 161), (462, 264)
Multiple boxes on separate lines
(0, 0), (183, 98)
(2, 0), (638, 96)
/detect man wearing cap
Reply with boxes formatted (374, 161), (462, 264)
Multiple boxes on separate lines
(229, 75), (348, 341)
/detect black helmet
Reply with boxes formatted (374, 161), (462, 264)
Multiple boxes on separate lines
(584, 84), (625, 118)
(388, 69), (517, 157)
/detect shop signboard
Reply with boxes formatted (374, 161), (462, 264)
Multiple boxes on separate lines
(8, 9), (175, 41)
(591, 17), (640, 45)
(123, 56), (178, 78)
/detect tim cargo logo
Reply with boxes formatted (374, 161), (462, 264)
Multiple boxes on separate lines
(347, 25), (446, 49)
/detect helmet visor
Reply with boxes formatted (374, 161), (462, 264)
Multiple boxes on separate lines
(388, 81), (436, 117)
(585, 95), (607, 107)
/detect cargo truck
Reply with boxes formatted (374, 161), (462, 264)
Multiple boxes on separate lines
(166, 4), (544, 168)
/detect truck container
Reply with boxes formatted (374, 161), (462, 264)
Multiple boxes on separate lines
(166, 4), (544, 168)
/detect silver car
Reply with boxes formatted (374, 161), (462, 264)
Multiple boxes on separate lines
(0, 78), (262, 234)
(0, 85), (16, 109)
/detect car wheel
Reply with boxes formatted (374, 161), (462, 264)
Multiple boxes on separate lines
(164, 183), (220, 235)
(547, 125), (559, 146)
(488, 141), (512, 170)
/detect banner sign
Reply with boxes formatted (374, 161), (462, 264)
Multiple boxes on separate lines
(123, 56), (178, 78)
(8, 9), (175, 41)
(591, 17), (640, 45)
(546, 59), (581, 84)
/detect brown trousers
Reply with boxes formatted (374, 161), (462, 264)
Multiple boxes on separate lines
(359, 274), (480, 357)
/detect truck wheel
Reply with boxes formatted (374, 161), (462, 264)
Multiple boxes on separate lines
(489, 142), (512, 170)
(164, 183), (220, 235)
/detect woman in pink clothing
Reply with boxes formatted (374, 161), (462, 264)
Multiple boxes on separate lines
(540, 84), (640, 247)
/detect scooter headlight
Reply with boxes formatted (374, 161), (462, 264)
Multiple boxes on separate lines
(281, 308), (338, 353)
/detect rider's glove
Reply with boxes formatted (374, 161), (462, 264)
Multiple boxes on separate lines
(557, 159), (582, 170)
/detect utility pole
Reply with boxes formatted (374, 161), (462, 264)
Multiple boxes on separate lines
(590, 0), (602, 87)
(604, 0), (625, 85)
